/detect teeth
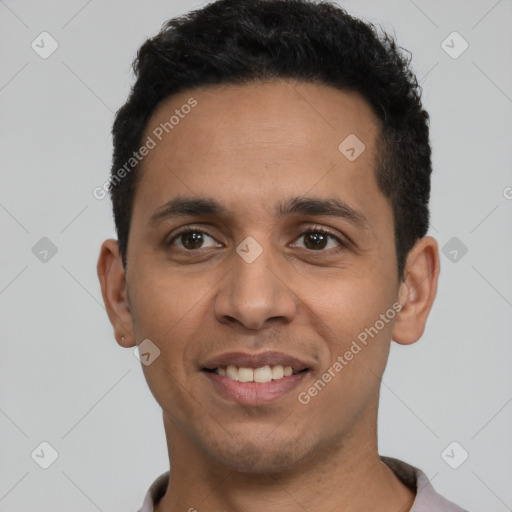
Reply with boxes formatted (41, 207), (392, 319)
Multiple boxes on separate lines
(238, 367), (254, 382)
(215, 364), (296, 382)
(226, 365), (238, 380)
(254, 366), (272, 383)
(271, 365), (284, 379)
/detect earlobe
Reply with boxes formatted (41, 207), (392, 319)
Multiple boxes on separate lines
(392, 236), (440, 345)
(96, 239), (136, 347)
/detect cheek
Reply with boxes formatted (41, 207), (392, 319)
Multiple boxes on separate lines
(297, 302), (393, 434)
(130, 274), (209, 419)
(128, 268), (214, 404)
(129, 263), (211, 339)
(305, 276), (397, 391)
(308, 270), (397, 334)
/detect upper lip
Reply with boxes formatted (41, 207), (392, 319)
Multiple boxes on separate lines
(201, 351), (311, 372)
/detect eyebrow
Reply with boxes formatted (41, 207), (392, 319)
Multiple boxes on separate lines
(149, 195), (370, 230)
(149, 197), (227, 226)
(278, 196), (369, 230)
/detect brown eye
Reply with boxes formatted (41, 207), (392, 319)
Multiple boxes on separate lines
(303, 231), (330, 250)
(180, 231), (205, 249)
(292, 228), (345, 252)
(168, 230), (220, 251)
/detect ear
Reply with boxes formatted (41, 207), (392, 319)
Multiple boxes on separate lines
(392, 236), (440, 345)
(96, 239), (135, 348)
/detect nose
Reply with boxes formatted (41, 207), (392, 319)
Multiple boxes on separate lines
(213, 241), (298, 331)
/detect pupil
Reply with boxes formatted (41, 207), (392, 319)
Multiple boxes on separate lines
(305, 232), (327, 250)
(183, 232), (203, 249)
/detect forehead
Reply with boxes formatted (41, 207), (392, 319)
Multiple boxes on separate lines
(133, 80), (389, 231)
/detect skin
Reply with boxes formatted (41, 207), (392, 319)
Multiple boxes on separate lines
(97, 80), (440, 512)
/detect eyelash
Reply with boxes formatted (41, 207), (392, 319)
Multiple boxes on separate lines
(166, 224), (347, 253)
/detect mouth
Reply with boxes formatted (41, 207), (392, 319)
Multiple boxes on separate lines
(203, 364), (307, 382)
(201, 351), (311, 405)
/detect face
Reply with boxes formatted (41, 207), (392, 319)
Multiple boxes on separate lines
(111, 81), (408, 472)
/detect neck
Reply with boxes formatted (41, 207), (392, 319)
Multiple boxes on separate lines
(155, 406), (415, 512)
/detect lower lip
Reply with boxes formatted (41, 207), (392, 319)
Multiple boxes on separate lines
(203, 370), (308, 405)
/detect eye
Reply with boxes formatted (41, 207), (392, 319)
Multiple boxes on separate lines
(167, 229), (221, 251)
(292, 227), (345, 252)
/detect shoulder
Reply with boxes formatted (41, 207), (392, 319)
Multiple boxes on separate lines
(137, 471), (170, 512)
(381, 456), (469, 512)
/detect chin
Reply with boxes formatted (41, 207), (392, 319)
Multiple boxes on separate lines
(203, 433), (312, 474)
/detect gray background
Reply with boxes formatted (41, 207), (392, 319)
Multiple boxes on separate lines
(1, 0), (511, 510)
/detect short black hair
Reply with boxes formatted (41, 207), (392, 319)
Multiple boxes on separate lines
(109, 0), (431, 281)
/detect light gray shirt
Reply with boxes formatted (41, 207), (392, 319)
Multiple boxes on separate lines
(137, 457), (468, 511)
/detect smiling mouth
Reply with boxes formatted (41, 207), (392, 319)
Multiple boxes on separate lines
(203, 365), (308, 383)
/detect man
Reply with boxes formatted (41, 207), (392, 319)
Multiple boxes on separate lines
(97, 0), (468, 510)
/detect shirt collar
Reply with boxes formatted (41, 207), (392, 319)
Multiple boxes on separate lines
(138, 457), (467, 512)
